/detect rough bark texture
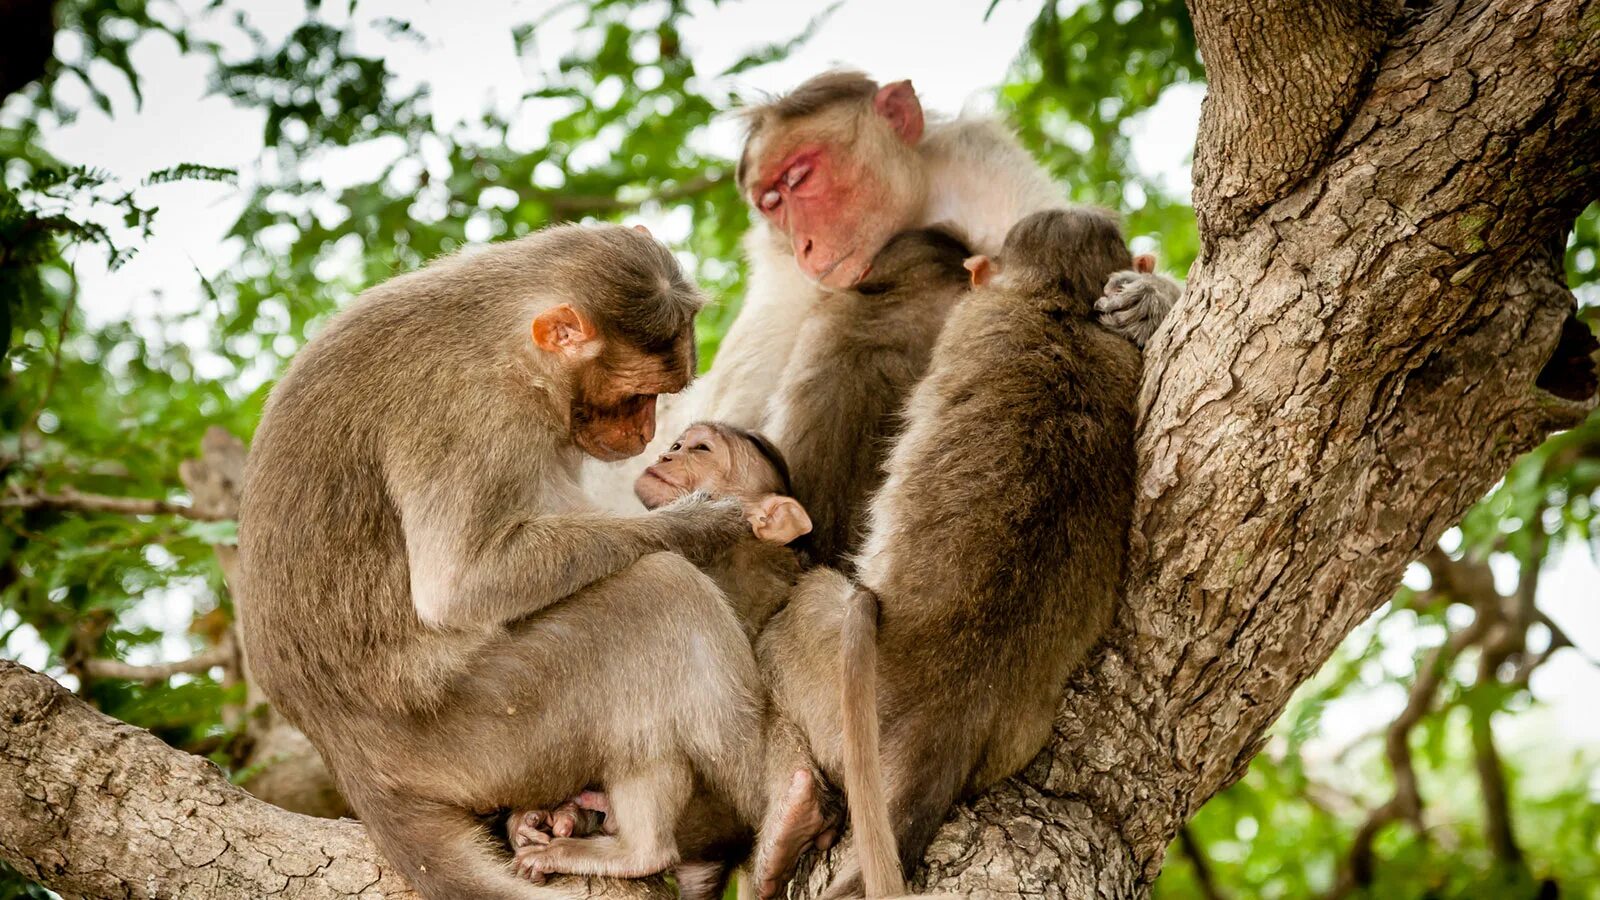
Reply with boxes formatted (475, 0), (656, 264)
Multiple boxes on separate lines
(0, 659), (672, 900)
(1, 0), (1597, 896)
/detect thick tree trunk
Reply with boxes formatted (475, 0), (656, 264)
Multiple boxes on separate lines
(0, 0), (1595, 897)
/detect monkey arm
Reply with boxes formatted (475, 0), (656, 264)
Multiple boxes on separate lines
(403, 496), (749, 630)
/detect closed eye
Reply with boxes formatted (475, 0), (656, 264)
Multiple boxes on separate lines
(759, 189), (781, 211)
(784, 162), (811, 189)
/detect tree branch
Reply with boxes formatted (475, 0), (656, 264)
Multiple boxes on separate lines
(83, 637), (235, 683)
(0, 659), (672, 900)
(1187, 0), (1395, 238)
(1, 486), (226, 521)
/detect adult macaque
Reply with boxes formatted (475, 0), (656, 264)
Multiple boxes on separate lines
(583, 70), (1178, 512)
(757, 208), (1143, 898)
(763, 228), (971, 569)
(238, 224), (770, 900)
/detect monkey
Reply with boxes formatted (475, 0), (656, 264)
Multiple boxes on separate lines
(581, 70), (1181, 513)
(761, 227), (972, 569)
(753, 207), (1143, 899)
(508, 419), (820, 898)
(237, 222), (781, 900)
(633, 420), (816, 634)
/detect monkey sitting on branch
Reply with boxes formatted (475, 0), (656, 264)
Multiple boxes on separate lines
(509, 419), (818, 898)
(755, 208), (1145, 899)
(238, 223), (780, 900)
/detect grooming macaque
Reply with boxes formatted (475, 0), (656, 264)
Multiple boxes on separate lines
(763, 228), (971, 569)
(757, 207), (1143, 898)
(635, 421), (814, 633)
(238, 223), (775, 900)
(583, 70), (1178, 512)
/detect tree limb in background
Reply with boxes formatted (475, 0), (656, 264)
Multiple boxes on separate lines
(1327, 607), (1491, 899)
(1, 486), (226, 521)
(84, 638), (235, 683)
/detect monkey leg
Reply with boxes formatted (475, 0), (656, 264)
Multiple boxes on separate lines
(675, 860), (734, 900)
(816, 734), (970, 900)
(752, 719), (841, 900)
(358, 792), (585, 900)
(515, 761), (691, 880)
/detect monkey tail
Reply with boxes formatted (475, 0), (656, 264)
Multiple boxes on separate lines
(839, 585), (907, 899)
(357, 792), (587, 900)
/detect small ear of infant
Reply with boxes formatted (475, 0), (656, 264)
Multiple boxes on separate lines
(748, 494), (813, 545)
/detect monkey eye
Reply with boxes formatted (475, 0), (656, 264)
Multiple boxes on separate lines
(759, 189), (781, 211)
(669, 442), (682, 452)
(783, 162), (811, 189)
(691, 443), (710, 452)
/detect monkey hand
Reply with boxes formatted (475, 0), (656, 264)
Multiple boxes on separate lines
(655, 492), (751, 566)
(1096, 269), (1182, 348)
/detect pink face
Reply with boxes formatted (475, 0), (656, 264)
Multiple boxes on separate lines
(748, 80), (926, 290)
(753, 144), (890, 288)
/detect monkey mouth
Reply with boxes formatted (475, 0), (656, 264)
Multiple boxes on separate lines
(641, 466), (685, 491)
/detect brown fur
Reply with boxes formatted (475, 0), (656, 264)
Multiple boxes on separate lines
(238, 223), (769, 900)
(759, 208), (1142, 898)
(765, 228), (971, 570)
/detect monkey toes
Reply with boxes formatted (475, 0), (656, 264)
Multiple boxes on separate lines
(507, 791), (613, 850)
(755, 770), (840, 900)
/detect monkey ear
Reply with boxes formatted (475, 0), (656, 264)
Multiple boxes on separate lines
(963, 255), (994, 287)
(632, 224), (653, 237)
(873, 80), (924, 145)
(751, 495), (813, 545)
(1133, 253), (1157, 274)
(531, 303), (599, 357)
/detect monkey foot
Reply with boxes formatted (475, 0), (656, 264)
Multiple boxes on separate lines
(515, 835), (672, 882)
(508, 791), (612, 850)
(755, 769), (839, 900)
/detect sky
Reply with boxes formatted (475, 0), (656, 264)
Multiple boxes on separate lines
(4, 0), (1597, 773)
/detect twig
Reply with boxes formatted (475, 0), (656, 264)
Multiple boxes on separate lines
(1326, 613), (1490, 899)
(18, 289), (78, 463)
(1177, 824), (1228, 900)
(84, 637), (236, 683)
(1, 486), (227, 521)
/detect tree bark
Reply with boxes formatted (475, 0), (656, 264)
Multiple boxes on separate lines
(0, 659), (672, 900)
(0, 0), (1596, 896)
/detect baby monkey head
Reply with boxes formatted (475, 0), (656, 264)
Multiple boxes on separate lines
(963, 207), (1142, 309)
(635, 421), (813, 545)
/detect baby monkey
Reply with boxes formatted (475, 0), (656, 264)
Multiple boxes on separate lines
(510, 422), (815, 896)
(635, 421), (814, 634)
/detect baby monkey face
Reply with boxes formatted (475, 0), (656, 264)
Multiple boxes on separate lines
(635, 423), (753, 508)
(634, 422), (813, 545)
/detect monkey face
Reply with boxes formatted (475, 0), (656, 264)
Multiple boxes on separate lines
(572, 393), (657, 462)
(634, 424), (739, 507)
(742, 83), (928, 291)
(567, 340), (693, 463)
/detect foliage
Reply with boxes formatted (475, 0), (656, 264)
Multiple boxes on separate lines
(1, 1), (1596, 897)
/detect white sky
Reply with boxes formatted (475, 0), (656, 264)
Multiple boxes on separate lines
(4, 0), (1597, 779)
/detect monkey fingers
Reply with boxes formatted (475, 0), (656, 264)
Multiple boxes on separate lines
(754, 769), (839, 900)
